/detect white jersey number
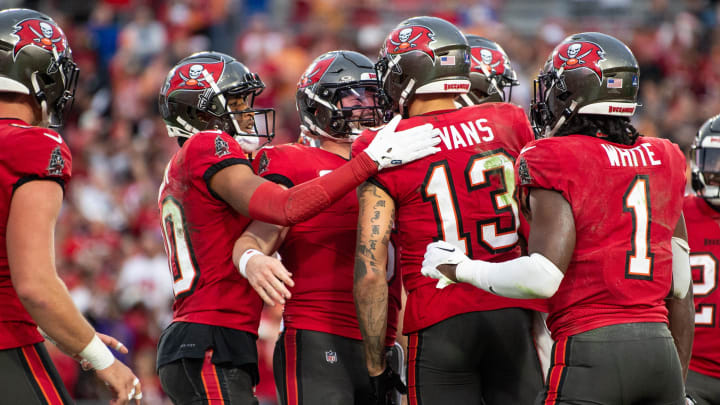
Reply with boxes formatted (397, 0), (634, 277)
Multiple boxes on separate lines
(690, 253), (718, 326)
(623, 175), (654, 279)
(161, 196), (200, 299)
(422, 150), (519, 255)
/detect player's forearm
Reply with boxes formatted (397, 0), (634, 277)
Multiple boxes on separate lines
(666, 288), (694, 381)
(354, 256), (389, 375)
(354, 181), (396, 375)
(247, 152), (378, 225)
(17, 274), (96, 355)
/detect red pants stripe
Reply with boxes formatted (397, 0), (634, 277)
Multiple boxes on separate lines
(201, 349), (225, 405)
(544, 337), (569, 404)
(284, 328), (300, 405)
(21, 345), (65, 405)
(407, 332), (420, 405)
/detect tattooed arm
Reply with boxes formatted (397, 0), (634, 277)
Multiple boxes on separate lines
(354, 182), (395, 376)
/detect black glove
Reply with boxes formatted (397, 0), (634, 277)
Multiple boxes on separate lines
(685, 394), (697, 405)
(369, 366), (408, 405)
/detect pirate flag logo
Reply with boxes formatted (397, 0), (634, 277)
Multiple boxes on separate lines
(553, 41), (606, 83)
(386, 26), (436, 60)
(12, 19), (67, 60)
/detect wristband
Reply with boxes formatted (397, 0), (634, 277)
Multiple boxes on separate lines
(78, 335), (115, 371)
(238, 249), (263, 278)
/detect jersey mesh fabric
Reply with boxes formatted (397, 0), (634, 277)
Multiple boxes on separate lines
(516, 135), (686, 340)
(684, 194), (720, 379)
(0, 119), (71, 349)
(353, 104), (547, 334)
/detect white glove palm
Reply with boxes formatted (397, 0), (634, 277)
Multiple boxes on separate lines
(364, 115), (439, 170)
(421, 240), (471, 289)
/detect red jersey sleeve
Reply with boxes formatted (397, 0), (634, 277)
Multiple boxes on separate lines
(6, 126), (72, 191)
(515, 139), (572, 205)
(253, 146), (297, 188)
(184, 130), (252, 199)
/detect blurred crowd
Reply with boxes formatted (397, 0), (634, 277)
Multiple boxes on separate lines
(9, 0), (720, 403)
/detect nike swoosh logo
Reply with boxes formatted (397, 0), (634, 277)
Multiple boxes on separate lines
(43, 132), (63, 144)
(437, 247), (455, 252)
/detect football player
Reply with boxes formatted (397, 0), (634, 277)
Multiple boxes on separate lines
(684, 115), (720, 405)
(423, 32), (693, 404)
(233, 50), (404, 405)
(0, 8), (141, 405)
(457, 34), (519, 106)
(353, 17), (546, 404)
(156, 51), (437, 404)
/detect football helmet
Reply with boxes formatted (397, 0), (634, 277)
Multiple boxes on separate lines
(158, 51), (275, 152)
(296, 50), (383, 142)
(0, 8), (79, 128)
(376, 16), (470, 116)
(531, 32), (639, 138)
(458, 35), (518, 106)
(691, 114), (720, 207)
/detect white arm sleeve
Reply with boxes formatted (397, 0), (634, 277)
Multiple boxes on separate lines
(671, 237), (691, 299)
(455, 253), (564, 299)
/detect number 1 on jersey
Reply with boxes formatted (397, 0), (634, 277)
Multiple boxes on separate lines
(623, 175), (654, 279)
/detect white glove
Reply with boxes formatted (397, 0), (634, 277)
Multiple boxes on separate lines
(421, 240), (471, 289)
(364, 115), (439, 170)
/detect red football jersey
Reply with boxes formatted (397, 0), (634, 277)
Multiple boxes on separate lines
(158, 130), (262, 334)
(516, 135), (686, 340)
(353, 104), (546, 334)
(0, 119), (72, 349)
(253, 144), (401, 344)
(684, 194), (720, 379)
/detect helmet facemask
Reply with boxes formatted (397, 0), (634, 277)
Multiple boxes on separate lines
(691, 139), (720, 207)
(37, 52), (79, 128)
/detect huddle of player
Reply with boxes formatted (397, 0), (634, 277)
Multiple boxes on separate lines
(0, 6), (718, 405)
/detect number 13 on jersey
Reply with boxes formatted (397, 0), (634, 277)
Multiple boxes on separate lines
(422, 149), (520, 256)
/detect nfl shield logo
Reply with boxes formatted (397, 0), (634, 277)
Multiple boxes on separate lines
(325, 350), (337, 364)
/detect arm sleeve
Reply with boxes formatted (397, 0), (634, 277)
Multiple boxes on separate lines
(247, 151), (378, 225)
(455, 253), (564, 299)
(9, 128), (72, 193)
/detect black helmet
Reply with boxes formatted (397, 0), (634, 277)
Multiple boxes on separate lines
(531, 32), (639, 138)
(376, 16), (470, 116)
(0, 8), (79, 128)
(691, 114), (720, 207)
(159, 51), (275, 151)
(458, 35), (518, 106)
(296, 50), (383, 142)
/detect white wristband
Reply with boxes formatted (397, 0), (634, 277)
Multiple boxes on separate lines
(238, 249), (263, 278)
(79, 335), (115, 371)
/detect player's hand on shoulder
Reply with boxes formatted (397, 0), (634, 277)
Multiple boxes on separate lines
(95, 360), (142, 405)
(422, 241), (471, 288)
(243, 252), (294, 306)
(364, 115), (439, 170)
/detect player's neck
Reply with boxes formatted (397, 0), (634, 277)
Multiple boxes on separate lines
(0, 94), (41, 126)
(407, 94), (459, 117)
(320, 138), (351, 159)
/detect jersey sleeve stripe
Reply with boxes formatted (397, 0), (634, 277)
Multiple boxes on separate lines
(202, 158), (253, 202)
(12, 175), (66, 196)
(262, 173), (294, 188)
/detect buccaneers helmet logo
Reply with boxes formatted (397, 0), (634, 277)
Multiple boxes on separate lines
(553, 41), (605, 83)
(12, 19), (67, 60)
(164, 61), (225, 96)
(470, 47), (506, 75)
(298, 55), (336, 89)
(386, 26), (435, 60)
